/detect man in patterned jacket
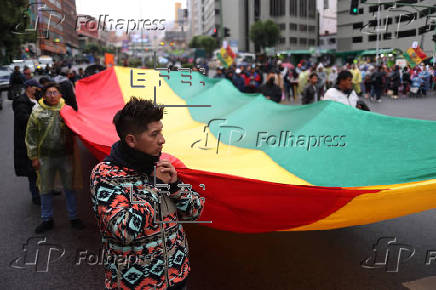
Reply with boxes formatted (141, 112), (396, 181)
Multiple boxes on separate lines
(90, 98), (205, 290)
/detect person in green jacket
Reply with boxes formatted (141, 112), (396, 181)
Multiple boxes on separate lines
(25, 82), (84, 233)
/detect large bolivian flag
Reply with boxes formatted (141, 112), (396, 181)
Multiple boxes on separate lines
(61, 67), (436, 233)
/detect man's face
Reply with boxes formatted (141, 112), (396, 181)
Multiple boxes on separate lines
(26, 86), (36, 96)
(23, 69), (32, 79)
(310, 76), (318, 85)
(130, 121), (165, 156)
(44, 87), (61, 106)
(340, 77), (353, 90)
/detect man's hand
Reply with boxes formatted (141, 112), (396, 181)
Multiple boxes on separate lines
(32, 159), (40, 170)
(154, 159), (177, 184)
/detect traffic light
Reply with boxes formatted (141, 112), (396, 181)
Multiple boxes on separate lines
(350, 0), (359, 15)
(224, 27), (230, 37)
(212, 28), (218, 38)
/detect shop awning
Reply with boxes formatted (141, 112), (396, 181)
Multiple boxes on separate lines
(359, 48), (402, 56)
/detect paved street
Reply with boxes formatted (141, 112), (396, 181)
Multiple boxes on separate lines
(1, 91), (436, 290)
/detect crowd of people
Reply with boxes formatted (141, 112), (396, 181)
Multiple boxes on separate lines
(213, 59), (436, 105)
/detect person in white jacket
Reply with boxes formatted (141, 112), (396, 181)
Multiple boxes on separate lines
(323, 70), (359, 107)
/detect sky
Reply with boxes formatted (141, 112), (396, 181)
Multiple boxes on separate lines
(76, 0), (186, 22)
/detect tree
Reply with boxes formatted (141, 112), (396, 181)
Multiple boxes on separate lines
(0, 0), (35, 64)
(249, 20), (280, 53)
(189, 35), (218, 58)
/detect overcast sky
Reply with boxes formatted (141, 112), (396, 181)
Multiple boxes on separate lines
(76, 0), (186, 22)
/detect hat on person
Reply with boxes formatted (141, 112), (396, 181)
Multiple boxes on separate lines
(235, 68), (241, 74)
(24, 79), (42, 88)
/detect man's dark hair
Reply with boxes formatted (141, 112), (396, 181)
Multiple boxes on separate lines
(113, 97), (164, 141)
(336, 70), (353, 85)
(309, 72), (318, 79)
(42, 82), (61, 96)
(39, 77), (51, 86)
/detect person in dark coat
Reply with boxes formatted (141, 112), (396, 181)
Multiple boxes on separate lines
(402, 67), (411, 95)
(8, 66), (25, 100)
(301, 73), (322, 105)
(260, 72), (282, 103)
(391, 65), (401, 99)
(54, 70), (78, 111)
(13, 79), (41, 205)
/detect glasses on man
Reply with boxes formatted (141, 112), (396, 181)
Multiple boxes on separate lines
(45, 91), (59, 96)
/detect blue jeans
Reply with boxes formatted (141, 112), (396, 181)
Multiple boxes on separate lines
(41, 189), (78, 221)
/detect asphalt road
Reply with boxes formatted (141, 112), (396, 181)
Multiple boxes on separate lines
(1, 91), (436, 290)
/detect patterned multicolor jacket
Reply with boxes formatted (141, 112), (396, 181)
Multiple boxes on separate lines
(90, 162), (205, 289)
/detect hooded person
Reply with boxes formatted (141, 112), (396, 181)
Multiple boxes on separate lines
(25, 82), (84, 233)
(53, 69), (78, 110)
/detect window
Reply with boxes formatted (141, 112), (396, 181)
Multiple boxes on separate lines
(270, 0), (285, 16)
(352, 36), (363, 43)
(319, 39), (325, 45)
(255, 0), (260, 19)
(308, 25), (315, 32)
(299, 24), (307, 31)
(308, 39), (316, 45)
(279, 23), (286, 30)
(369, 6), (379, 13)
(420, 8), (430, 18)
(309, 0), (316, 18)
(383, 32), (392, 40)
(299, 38), (307, 45)
(324, 0), (329, 10)
(328, 38), (336, 44)
(289, 0), (297, 16)
(289, 23), (297, 30)
(289, 37), (297, 44)
(353, 22), (363, 30)
(396, 13), (417, 23)
(368, 35), (378, 42)
(279, 37), (285, 44)
(215, 9), (220, 15)
(300, 0), (307, 17)
(397, 29), (416, 38)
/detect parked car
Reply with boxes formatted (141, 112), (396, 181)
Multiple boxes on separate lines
(0, 70), (10, 91)
(9, 60), (26, 72)
(0, 70), (9, 110)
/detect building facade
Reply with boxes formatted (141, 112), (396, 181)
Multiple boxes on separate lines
(29, 0), (79, 57)
(337, 0), (436, 55)
(189, 0), (319, 53)
(318, 0), (337, 50)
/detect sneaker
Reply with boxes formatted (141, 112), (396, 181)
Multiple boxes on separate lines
(35, 220), (54, 234)
(70, 219), (85, 230)
(32, 196), (41, 205)
(377, 99), (382, 103)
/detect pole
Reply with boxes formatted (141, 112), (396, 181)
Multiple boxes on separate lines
(219, 0), (224, 45)
(376, 0), (381, 65)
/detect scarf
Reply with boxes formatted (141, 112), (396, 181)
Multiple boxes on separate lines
(104, 140), (161, 175)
